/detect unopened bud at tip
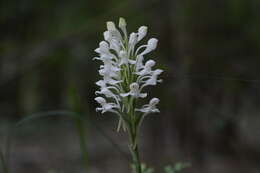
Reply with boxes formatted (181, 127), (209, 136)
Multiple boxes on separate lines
(138, 26), (148, 41)
(148, 38), (158, 50)
(119, 17), (127, 27)
(107, 21), (116, 31)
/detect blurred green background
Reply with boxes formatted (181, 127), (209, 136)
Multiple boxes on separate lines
(1, 0), (260, 172)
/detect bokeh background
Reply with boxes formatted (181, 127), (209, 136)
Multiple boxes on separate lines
(1, 0), (260, 173)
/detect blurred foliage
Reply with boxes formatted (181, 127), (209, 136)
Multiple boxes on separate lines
(164, 162), (190, 173)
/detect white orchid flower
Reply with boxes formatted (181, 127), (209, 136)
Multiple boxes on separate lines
(141, 38), (158, 55)
(95, 97), (119, 114)
(137, 26), (148, 42)
(103, 31), (111, 41)
(135, 38), (158, 56)
(95, 80), (120, 104)
(135, 55), (144, 71)
(140, 69), (163, 87)
(128, 32), (138, 55)
(119, 50), (136, 66)
(135, 98), (160, 113)
(120, 83), (147, 98)
(106, 21), (122, 42)
(95, 41), (109, 54)
(98, 65), (120, 85)
(136, 60), (156, 76)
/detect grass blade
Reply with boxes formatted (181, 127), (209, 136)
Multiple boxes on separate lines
(0, 148), (9, 173)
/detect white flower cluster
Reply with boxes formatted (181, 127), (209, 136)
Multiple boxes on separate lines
(94, 18), (162, 128)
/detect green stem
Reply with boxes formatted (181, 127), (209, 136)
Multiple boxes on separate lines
(74, 118), (89, 173)
(0, 150), (9, 173)
(128, 122), (142, 173)
(68, 85), (89, 173)
(130, 144), (142, 173)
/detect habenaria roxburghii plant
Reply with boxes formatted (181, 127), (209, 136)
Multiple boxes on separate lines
(94, 17), (163, 173)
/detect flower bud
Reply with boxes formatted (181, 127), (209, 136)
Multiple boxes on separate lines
(103, 31), (111, 41)
(147, 38), (158, 51)
(96, 80), (106, 87)
(119, 17), (127, 38)
(99, 41), (109, 49)
(140, 38), (158, 55)
(145, 60), (155, 68)
(95, 97), (106, 105)
(129, 32), (138, 46)
(119, 17), (127, 28)
(130, 82), (139, 91)
(99, 41), (109, 53)
(137, 26), (148, 41)
(149, 98), (160, 106)
(107, 21), (116, 31)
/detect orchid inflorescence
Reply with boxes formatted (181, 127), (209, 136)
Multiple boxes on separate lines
(94, 17), (163, 131)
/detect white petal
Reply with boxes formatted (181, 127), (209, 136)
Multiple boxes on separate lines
(140, 93), (147, 98)
(149, 98), (160, 105)
(147, 38), (158, 50)
(128, 60), (136, 64)
(145, 60), (156, 68)
(95, 48), (100, 53)
(141, 38), (158, 55)
(107, 79), (121, 85)
(107, 21), (116, 31)
(95, 97), (106, 105)
(137, 26), (148, 41)
(135, 55), (144, 71)
(99, 41), (109, 53)
(103, 31), (111, 41)
(154, 69), (163, 75)
(129, 32), (137, 46)
(96, 80), (106, 87)
(120, 93), (130, 97)
(110, 39), (120, 53)
(96, 107), (103, 112)
(151, 108), (160, 113)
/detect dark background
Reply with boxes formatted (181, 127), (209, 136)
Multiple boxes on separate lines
(1, 0), (260, 172)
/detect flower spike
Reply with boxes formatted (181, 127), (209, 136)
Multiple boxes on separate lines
(94, 18), (162, 129)
(94, 17), (163, 173)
